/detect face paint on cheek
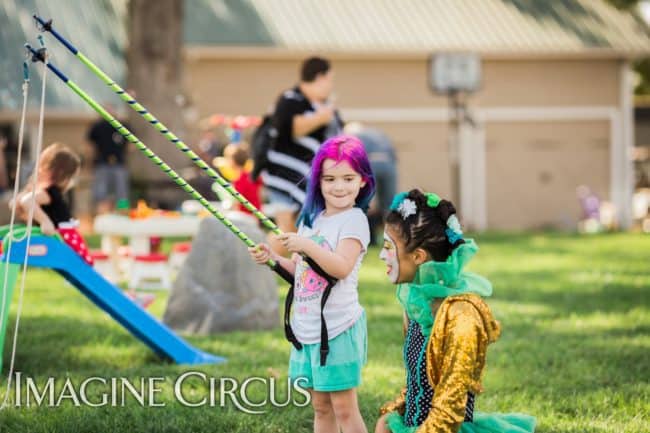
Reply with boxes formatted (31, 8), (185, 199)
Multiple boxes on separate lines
(379, 231), (400, 284)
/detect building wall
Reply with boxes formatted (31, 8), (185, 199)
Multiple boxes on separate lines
(185, 54), (621, 230)
(485, 120), (610, 229)
(39, 117), (94, 157)
(186, 56), (620, 111)
(479, 59), (619, 107)
(0, 57), (621, 230)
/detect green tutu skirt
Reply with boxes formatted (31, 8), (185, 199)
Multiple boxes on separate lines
(386, 411), (536, 433)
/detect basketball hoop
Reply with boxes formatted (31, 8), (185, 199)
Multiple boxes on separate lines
(429, 53), (481, 95)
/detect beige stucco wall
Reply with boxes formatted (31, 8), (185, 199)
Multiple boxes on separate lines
(186, 56), (620, 112)
(485, 120), (610, 230)
(479, 59), (620, 107)
(2, 56), (617, 229)
(40, 117), (94, 156)
(369, 121), (452, 198)
(185, 54), (620, 229)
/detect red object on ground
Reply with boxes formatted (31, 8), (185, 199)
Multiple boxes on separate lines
(134, 253), (168, 263)
(172, 242), (191, 253)
(89, 250), (109, 260)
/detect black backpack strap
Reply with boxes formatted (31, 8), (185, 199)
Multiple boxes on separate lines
(281, 256), (338, 365)
(273, 261), (294, 285)
(283, 282), (303, 351)
(275, 262), (302, 351)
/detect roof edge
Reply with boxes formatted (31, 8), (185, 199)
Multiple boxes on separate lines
(185, 46), (650, 62)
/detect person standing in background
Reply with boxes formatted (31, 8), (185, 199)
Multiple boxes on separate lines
(85, 103), (131, 214)
(262, 56), (343, 254)
(345, 122), (398, 245)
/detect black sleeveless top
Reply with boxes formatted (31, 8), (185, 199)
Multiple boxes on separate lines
(403, 319), (475, 427)
(41, 185), (72, 226)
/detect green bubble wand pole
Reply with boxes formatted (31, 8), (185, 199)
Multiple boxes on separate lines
(32, 15), (281, 235)
(24, 44), (293, 283)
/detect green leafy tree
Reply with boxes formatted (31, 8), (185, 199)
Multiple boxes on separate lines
(605, 0), (650, 95)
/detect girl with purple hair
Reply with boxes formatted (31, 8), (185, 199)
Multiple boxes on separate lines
(250, 135), (375, 433)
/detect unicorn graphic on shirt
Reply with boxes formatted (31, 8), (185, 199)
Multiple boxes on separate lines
(296, 234), (332, 296)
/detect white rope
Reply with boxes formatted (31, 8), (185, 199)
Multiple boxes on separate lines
(0, 72), (30, 352)
(0, 52), (49, 409)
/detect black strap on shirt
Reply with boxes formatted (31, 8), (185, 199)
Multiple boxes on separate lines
(272, 262), (295, 285)
(282, 256), (338, 366)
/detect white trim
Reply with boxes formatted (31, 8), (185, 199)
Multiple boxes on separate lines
(616, 62), (635, 228)
(267, 149), (311, 176)
(610, 112), (622, 224)
(458, 123), (474, 229)
(342, 106), (618, 123)
(473, 125), (487, 231)
(476, 125), (487, 231)
(343, 104), (620, 231)
(185, 46), (650, 61)
(458, 123), (487, 231)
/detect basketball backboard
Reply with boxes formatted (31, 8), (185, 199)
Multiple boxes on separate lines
(430, 53), (481, 94)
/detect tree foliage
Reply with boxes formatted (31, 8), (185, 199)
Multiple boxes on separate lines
(605, 0), (650, 95)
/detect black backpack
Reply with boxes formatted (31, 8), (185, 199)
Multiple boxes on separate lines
(250, 114), (277, 181)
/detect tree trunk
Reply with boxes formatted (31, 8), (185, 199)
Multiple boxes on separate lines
(127, 0), (188, 207)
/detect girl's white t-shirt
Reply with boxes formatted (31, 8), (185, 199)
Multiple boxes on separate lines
(290, 207), (370, 344)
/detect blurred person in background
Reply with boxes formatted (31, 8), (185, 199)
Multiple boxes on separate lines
(345, 122), (398, 245)
(85, 103), (131, 214)
(262, 56), (343, 254)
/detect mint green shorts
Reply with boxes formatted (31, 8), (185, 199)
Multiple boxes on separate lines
(288, 310), (367, 392)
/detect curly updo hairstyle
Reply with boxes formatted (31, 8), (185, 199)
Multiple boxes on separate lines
(385, 189), (464, 262)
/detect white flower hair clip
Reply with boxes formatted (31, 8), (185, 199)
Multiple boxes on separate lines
(397, 199), (417, 219)
(446, 215), (463, 234)
(445, 214), (464, 243)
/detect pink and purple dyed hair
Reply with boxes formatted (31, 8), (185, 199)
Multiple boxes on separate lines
(297, 135), (375, 228)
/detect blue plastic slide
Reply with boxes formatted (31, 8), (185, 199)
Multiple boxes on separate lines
(0, 228), (224, 368)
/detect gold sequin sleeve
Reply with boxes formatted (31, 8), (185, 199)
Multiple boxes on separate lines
(416, 302), (484, 433)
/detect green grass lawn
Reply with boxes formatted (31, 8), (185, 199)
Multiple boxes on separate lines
(0, 232), (648, 432)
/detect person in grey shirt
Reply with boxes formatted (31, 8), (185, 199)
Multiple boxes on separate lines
(345, 122), (397, 245)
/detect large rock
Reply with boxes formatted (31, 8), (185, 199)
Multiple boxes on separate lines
(163, 214), (279, 334)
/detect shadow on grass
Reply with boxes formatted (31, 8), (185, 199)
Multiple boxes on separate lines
(2, 314), (290, 377)
(489, 270), (647, 316)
